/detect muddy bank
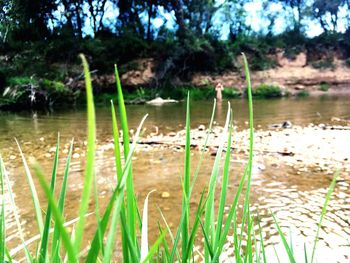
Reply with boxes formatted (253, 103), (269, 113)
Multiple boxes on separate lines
(193, 55), (350, 96)
(112, 54), (350, 96)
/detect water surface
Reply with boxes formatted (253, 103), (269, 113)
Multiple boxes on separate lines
(1, 96), (350, 262)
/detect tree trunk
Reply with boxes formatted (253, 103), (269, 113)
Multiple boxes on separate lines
(147, 2), (153, 41)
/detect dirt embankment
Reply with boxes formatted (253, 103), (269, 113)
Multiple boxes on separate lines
(105, 52), (350, 95)
(192, 52), (350, 95)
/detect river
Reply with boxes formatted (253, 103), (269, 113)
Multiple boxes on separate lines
(1, 96), (350, 262)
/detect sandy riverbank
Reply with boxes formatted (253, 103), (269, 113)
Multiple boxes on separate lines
(126, 120), (350, 175)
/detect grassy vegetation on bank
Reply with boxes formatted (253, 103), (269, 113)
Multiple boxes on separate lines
(0, 54), (338, 262)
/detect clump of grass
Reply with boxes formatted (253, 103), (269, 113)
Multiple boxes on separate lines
(251, 83), (282, 98)
(222, 87), (241, 98)
(297, 90), (310, 97)
(0, 54), (338, 263)
(319, 82), (330, 92)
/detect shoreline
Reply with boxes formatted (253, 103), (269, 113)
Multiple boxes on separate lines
(131, 122), (350, 175)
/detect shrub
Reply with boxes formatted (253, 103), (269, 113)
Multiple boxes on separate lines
(319, 82), (330, 92)
(251, 83), (282, 98)
(222, 87), (241, 98)
(297, 90), (310, 97)
(7, 76), (38, 87)
(311, 58), (335, 69)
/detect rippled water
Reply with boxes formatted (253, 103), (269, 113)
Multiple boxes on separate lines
(1, 96), (350, 262)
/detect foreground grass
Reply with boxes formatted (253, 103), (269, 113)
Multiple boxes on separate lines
(0, 54), (338, 262)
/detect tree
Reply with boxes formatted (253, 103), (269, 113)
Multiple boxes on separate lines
(279, 0), (306, 32)
(86, 0), (108, 35)
(313, 0), (345, 32)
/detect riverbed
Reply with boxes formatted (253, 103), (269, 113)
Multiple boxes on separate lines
(1, 96), (350, 262)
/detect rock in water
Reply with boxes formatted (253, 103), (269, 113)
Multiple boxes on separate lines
(146, 97), (178, 105)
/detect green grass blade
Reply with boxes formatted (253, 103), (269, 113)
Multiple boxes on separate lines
(140, 190), (156, 262)
(102, 188), (124, 263)
(272, 244), (281, 263)
(271, 212), (296, 263)
(141, 231), (167, 263)
(74, 54), (96, 254)
(52, 139), (73, 263)
(244, 216), (253, 263)
(4, 157), (34, 262)
(186, 191), (206, 259)
(90, 114), (147, 262)
(203, 103), (231, 262)
(111, 101), (123, 182)
(115, 64), (137, 250)
(257, 213), (267, 263)
(0, 156), (5, 262)
(200, 219), (214, 259)
(39, 135), (60, 262)
(111, 101), (130, 261)
(93, 170), (104, 257)
(16, 139), (44, 237)
(215, 120), (233, 247)
(158, 207), (181, 261)
(212, 167), (248, 262)
(182, 92), (191, 261)
(158, 225), (170, 261)
(311, 171), (338, 263)
(190, 99), (216, 193)
(238, 53), (254, 257)
(33, 164), (77, 263)
(304, 243), (308, 263)
(5, 247), (12, 263)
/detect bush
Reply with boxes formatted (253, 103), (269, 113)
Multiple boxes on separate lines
(319, 82), (330, 92)
(297, 90), (310, 97)
(222, 87), (241, 98)
(251, 84), (282, 98)
(311, 58), (335, 69)
(7, 76), (38, 87)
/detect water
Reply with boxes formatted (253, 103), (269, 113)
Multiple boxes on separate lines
(1, 96), (350, 262)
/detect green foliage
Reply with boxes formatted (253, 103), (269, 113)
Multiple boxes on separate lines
(297, 90), (310, 97)
(0, 76), (76, 109)
(251, 84), (282, 98)
(319, 82), (330, 92)
(345, 58), (350, 68)
(7, 76), (38, 87)
(222, 87), (241, 98)
(311, 58), (335, 69)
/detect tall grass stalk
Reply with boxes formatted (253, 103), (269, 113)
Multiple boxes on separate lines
(74, 54), (96, 255)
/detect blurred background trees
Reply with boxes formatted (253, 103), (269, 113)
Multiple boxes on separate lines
(0, 0), (350, 87)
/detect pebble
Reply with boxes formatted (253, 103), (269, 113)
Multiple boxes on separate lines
(44, 153), (51, 158)
(49, 147), (56, 153)
(168, 132), (177, 137)
(198, 124), (205, 131)
(73, 153), (80, 159)
(9, 155), (16, 160)
(161, 192), (170, 198)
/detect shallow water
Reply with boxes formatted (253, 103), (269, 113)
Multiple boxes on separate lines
(1, 96), (350, 262)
